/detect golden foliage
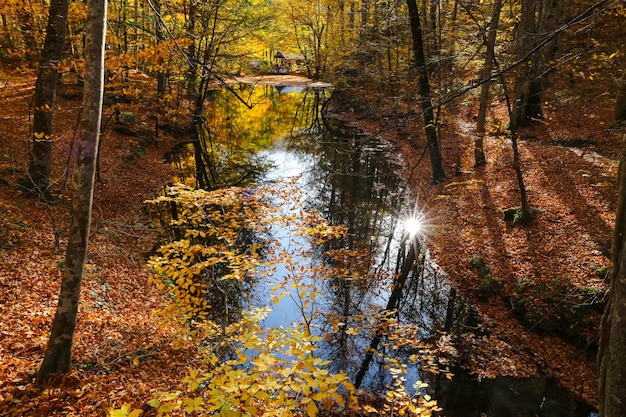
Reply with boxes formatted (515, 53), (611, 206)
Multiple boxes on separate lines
(135, 180), (444, 416)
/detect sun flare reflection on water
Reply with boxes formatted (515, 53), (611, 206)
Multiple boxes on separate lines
(403, 212), (426, 238)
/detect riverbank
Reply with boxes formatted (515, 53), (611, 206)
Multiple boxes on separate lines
(0, 66), (193, 415)
(326, 79), (622, 407)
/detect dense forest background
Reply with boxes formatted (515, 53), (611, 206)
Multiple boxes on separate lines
(0, 0), (626, 415)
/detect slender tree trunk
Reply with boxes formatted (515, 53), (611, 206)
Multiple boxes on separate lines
(510, 132), (532, 223)
(186, 0), (198, 94)
(511, 0), (538, 130)
(153, 0), (166, 140)
(407, 0), (445, 184)
(23, 0), (69, 200)
(512, 0), (562, 129)
(2, 14), (15, 50)
(36, 0), (107, 382)
(491, 46), (533, 224)
(428, 0), (438, 54)
(16, 7), (39, 60)
(154, 0), (166, 96)
(121, 0), (128, 54)
(360, 0), (369, 33)
(475, 0), (502, 167)
(615, 72), (626, 122)
(349, 0), (355, 30)
(598, 133), (626, 417)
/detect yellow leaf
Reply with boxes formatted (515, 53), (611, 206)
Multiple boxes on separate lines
(244, 405), (258, 415)
(307, 399), (318, 417)
(108, 403), (142, 417)
(183, 397), (205, 412)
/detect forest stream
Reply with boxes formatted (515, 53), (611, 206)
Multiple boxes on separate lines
(165, 80), (598, 417)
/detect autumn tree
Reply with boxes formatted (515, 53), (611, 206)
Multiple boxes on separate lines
(0, 1), (45, 57)
(599, 133), (626, 417)
(511, 0), (564, 129)
(474, 0), (503, 167)
(37, 0), (106, 381)
(15, 1), (42, 59)
(616, 71), (626, 122)
(21, 0), (69, 200)
(407, 0), (445, 184)
(282, 0), (331, 80)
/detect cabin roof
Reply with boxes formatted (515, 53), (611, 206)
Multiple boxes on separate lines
(274, 51), (305, 61)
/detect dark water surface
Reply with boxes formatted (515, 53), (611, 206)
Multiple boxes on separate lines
(173, 82), (597, 417)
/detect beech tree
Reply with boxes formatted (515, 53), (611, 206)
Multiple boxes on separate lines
(598, 133), (626, 417)
(616, 72), (626, 122)
(37, 0), (107, 381)
(511, 0), (563, 129)
(283, 0), (330, 80)
(407, 0), (445, 184)
(474, 0), (502, 167)
(15, 3), (41, 59)
(23, 0), (69, 200)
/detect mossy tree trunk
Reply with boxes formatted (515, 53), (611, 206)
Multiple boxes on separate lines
(36, 0), (106, 382)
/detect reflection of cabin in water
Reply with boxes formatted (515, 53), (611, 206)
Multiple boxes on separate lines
(273, 52), (305, 74)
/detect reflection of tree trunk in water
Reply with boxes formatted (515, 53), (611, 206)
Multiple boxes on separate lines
(193, 140), (212, 189)
(340, 137), (360, 356)
(347, 135), (361, 246)
(354, 236), (420, 389)
(194, 121), (219, 190)
(444, 287), (457, 332)
(309, 90), (324, 133)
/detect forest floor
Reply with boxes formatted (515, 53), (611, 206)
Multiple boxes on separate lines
(0, 61), (623, 416)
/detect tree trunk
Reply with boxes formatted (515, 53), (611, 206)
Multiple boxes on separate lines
(510, 132), (532, 223)
(475, 0), (503, 167)
(186, 0), (198, 94)
(154, 0), (166, 97)
(598, 133), (626, 417)
(512, 0), (562, 129)
(2, 14), (15, 51)
(16, 7), (39, 60)
(615, 73), (626, 122)
(24, 0), (69, 200)
(492, 37), (534, 225)
(428, 0), (438, 54)
(36, 0), (106, 382)
(407, 0), (445, 184)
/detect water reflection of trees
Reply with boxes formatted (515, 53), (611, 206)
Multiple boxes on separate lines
(164, 85), (471, 383)
(167, 85), (324, 189)
(158, 85), (600, 414)
(277, 107), (488, 392)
